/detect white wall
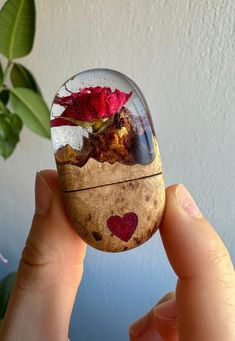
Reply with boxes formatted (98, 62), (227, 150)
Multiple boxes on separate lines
(0, 1), (234, 340)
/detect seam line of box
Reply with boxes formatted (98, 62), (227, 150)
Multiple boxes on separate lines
(63, 172), (163, 193)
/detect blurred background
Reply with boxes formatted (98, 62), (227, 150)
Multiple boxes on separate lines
(0, 0), (234, 340)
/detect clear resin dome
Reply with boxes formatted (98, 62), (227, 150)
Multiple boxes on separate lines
(50, 68), (156, 167)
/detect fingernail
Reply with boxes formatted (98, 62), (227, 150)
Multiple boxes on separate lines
(157, 291), (175, 305)
(35, 171), (52, 216)
(153, 298), (177, 321)
(176, 184), (202, 218)
(129, 293), (176, 338)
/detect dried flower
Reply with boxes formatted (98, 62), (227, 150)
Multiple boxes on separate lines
(51, 87), (132, 126)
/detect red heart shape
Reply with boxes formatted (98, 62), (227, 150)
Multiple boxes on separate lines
(107, 212), (138, 242)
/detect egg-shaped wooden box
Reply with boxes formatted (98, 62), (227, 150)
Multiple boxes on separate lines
(51, 69), (165, 252)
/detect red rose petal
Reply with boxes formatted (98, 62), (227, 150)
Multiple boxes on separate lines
(51, 87), (132, 126)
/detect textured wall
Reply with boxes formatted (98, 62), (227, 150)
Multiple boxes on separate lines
(0, 1), (234, 340)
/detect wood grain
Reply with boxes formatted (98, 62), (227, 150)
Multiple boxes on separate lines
(63, 174), (165, 252)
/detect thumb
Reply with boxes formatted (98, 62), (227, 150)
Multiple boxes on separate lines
(0, 170), (86, 341)
(160, 184), (235, 341)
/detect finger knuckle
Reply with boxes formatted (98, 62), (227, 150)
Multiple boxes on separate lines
(206, 240), (232, 274)
(16, 239), (58, 292)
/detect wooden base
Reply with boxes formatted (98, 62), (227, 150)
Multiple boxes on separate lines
(63, 174), (165, 252)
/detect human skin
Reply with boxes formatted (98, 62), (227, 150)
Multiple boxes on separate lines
(0, 170), (235, 341)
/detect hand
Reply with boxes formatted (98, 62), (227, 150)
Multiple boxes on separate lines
(0, 170), (86, 341)
(129, 184), (235, 341)
(1, 172), (234, 341)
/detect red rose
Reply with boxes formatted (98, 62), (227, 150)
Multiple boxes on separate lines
(51, 87), (132, 127)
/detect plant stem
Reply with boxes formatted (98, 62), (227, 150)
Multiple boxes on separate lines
(3, 60), (12, 84)
(0, 60), (12, 92)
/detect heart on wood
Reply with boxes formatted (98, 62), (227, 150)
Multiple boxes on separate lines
(107, 212), (138, 242)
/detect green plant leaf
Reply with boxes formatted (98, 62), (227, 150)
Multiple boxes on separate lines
(0, 100), (10, 115)
(11, 113), (23, 134)
(0, 272), (16, 319)
(0, 61), (3, 86)
(0, 115), (11, 139)
(0, 89), (10, 105)
(10, 87), (50, 138)
(11, 63), (40, 93)
(0, 0), (35, 59)
(0, 132), (19, 158)
(0, 112), (22, 158)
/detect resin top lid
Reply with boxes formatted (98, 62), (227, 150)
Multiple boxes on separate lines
(51, 69), (162, 191)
